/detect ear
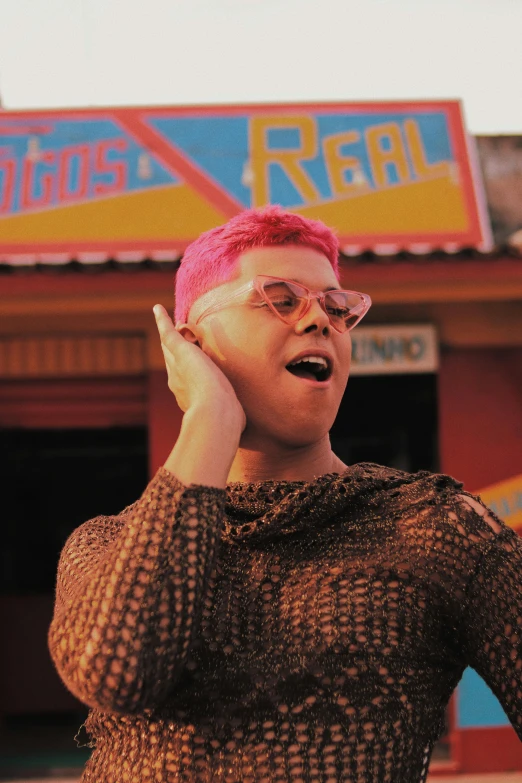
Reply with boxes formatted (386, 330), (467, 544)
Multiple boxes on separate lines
(175, 323), (201, 348)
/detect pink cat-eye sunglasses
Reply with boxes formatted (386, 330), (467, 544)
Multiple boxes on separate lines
(194, 275), (372, 334)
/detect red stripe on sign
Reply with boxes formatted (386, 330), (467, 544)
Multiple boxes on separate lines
(113, 109), (242, 219)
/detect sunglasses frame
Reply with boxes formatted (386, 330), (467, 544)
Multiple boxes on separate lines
(194, 275), (372, 333)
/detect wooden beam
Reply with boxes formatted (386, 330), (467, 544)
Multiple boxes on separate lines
(0, 334), (147, 378)
(1, 258), (522, 317)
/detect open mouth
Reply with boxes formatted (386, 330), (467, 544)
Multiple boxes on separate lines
(285, 359), (332, 383)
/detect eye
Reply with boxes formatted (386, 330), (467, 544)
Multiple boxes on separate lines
(270, 296), (297, 311)
(324, 292), (355, 322)
(326, 304), (350, 318)
(263, 283), (300, 310)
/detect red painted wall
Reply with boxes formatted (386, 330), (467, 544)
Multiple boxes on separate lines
(0, 378), (147, 428)
(0, 596), (79, 714)
(458, 727), (522, 774)
(148, 370), (184, 477)
(439, 347), (522, 492)
(438, 346), (522, 773)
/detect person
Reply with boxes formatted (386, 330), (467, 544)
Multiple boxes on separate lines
(48, 206), (522, 783)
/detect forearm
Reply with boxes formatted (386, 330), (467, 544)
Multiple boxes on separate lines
(48, 468), (226, 714)
(164, 403), (242, 488)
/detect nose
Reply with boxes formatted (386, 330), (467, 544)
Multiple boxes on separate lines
(293, 295), (331, 336)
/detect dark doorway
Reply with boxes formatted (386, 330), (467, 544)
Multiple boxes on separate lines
(0, 427), (148, 779)
(0, 427), (148, 595)
(331, 373), (439, 473)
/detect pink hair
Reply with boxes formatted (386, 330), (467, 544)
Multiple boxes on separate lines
(174, 205), (340, 323)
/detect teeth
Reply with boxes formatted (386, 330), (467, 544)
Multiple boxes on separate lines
(289, 355), (328, 368)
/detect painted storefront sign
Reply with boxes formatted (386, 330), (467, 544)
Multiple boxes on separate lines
(0, 102), (491, 262)
(350, 324), (438, 376)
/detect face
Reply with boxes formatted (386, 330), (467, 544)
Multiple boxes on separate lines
(182, 245), (352, 448)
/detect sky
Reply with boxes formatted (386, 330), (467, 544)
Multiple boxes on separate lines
(0, 0), (521, 134)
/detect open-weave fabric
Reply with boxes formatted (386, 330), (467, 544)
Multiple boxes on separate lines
(49, 462), (522, 783)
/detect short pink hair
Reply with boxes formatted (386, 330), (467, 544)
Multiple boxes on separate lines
(174, 205), (340, 323)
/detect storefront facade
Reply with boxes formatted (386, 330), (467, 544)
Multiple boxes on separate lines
(1, 102), (521, 774)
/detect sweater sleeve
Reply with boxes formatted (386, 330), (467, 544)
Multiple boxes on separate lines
(456, 492), (522, 740)
(48, 467), (226, 715)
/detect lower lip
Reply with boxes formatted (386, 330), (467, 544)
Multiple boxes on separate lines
(286, 370), (333, 389)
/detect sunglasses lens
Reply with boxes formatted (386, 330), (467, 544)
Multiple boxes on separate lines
(262, 280), (306, 320)
(324, 292), (367, 332)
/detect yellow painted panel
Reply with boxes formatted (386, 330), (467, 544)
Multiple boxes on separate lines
(0, 184), (228, 242)
(295, 175), (469, 233)
(478, 473), (522, 532)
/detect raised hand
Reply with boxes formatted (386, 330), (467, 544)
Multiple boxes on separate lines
(153, 305), (246, 430)
(153, 305), (246, 487)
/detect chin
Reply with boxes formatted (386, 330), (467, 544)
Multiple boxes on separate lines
(271, 418), (334, 449)
(240, 413), (330, 449)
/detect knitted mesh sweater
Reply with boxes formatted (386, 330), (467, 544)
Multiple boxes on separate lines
(48, 462), (522, 783)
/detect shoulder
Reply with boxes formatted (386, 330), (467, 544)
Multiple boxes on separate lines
(362, 466), (522, 592)
(61, 512), (127, 558)
(349, 462), (517, 552)
(56, 511), (128, 601)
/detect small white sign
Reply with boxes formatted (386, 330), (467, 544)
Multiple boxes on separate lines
(350, 324), (438, 376)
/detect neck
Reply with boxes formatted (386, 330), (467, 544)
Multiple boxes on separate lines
(226, 432), (348, 484)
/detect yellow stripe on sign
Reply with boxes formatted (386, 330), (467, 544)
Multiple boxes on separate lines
(478, 473), (522, 532)
(0, 184), (229, 242)
(295, 175), (468, 232)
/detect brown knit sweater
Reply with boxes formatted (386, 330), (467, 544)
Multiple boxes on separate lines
(48, 462), (522, 782)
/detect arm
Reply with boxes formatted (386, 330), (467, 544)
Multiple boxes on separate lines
(48, 306), (246, 714)
(48, 409), (235, 715)
(457, 493), (522, 739)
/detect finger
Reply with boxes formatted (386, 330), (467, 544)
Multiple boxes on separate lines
(153, 305), (182, 349)
(153, 304), (172, 332)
